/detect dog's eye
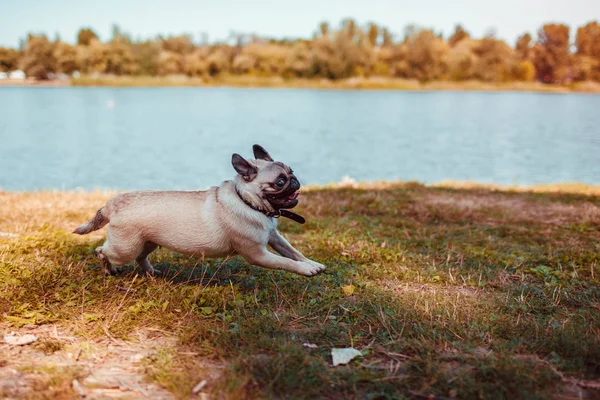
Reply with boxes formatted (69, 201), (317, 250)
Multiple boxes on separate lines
(276, 177), (286, 187)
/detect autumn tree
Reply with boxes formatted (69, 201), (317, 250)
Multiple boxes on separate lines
(382, 28), (393, 47)
(184, 48), (209, 77)
(161, 35), (195, 55)
(319, 22), (329, 38)
(53, 42), (79, 74)
(79, 38), (137, 75)
(131, 40), (161, 75)
(515, 33), (532, 60)
(206, 46), (232, 76)
(472, 36), (516, 82)
(398, 29), (449, 82)
(575, 21), (600, 81)
(154, 51), (179, 75)
(19, 34), (57, 79)
(104, 39), (137, 75)
(235, 42), (288, 76)
(449, 25), (470, 47)
(342, 19), (357, 40)
(532, 24), (572, 83)
(77, 28), (98, 46)
(367, 23), (379, 46)
(447, 39), (476, 80)
(311, 21), (374, 79)
(111, 24), (131, 43)
(0, 48), (20, 72)
(285, 42), (313, 77)
(155, 35), (195, 75)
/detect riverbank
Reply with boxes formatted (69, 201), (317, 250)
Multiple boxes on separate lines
(1, 180), (599, 399)
(19, 74), (599, 93)
(0, 78), (70, 87)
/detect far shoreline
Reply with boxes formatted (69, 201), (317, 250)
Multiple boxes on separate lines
(3, 180), (600, 197)
(2, 75), (600, 94)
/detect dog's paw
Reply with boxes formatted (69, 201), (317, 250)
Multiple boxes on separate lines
(103, 265), (119, 276)
(296, 261), (326, 277)
(144, 268), (162, 277)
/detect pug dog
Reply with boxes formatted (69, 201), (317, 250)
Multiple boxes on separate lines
(72, 145), (326, 277)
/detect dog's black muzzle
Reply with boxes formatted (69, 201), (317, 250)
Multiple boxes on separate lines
(289, 177), (300, 192)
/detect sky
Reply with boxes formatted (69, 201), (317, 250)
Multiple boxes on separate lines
(1, 0), (599, 48)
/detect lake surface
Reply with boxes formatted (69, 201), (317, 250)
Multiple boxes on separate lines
(1, 87), (599, 191)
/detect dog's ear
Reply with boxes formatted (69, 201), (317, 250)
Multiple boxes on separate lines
(232, 153), (258, 181)
(252, 144), (274, 162)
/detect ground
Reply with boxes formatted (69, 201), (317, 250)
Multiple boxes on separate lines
(1, 181), (599, 399)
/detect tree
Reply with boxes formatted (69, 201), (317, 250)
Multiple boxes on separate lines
(515, 33), (532, 60)
(575, 21), (600, 81)
(532, 24), (572, 83)
(77, 28), (98, 46)
(399, 29), (449, 82)
(342, 19), (357, 41)
(367, 23), (379, 47)
(184, 49), (209, 77)
(311, 26), (373, 79)
(515, 60), (536, 81)
(19, 34), (57, 79)
(0, 48), (20, 72)
(576, 21), (600, 56)
(382, 28), (393, 47)
(131, 40), (161, 75)
(239, 43), (287, 76)
(206, 47), (232, 76)
(161, 35), (195, 55)
(449, 25), (470, 47)
(156, 50), (182, 75)
(79, 38), (137, 75)
(285, 42), (312, 77)
(472, 36), (517, 82)
(319, 22), (329, 38)
(447, 39), (476, 80)
(231, 53), (255, 74)
(104, 39), (137, 75)
(53, 42), (79, 74)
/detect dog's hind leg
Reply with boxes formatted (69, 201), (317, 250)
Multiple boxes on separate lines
(96, 245), (118, 276)
(135, 242), (159, 275)
(97, 227), (145, 276)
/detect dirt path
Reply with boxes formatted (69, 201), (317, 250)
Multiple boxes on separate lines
(0, 323), (178, 399)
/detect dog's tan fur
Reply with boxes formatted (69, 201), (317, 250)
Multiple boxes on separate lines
(73, 145), (325, 277)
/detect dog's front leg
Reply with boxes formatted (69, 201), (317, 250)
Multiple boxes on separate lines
(242, 246), (324, 277)
(268, 230), (326, 272)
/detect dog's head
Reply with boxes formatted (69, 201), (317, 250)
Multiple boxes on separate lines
(232, 145), (301, 213)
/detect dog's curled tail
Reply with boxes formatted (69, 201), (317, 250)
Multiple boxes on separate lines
(73, 208), (108, 235)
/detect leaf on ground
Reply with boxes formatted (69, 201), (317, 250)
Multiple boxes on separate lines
(341, 284), (355, 296)
(3, 333), (38, 346)
(331, 347), (362, 366)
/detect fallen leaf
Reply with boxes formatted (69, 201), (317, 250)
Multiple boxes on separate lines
(342, 284), (355, 296)
(3, 333), (37, 346)
(331, 347), (362, 366)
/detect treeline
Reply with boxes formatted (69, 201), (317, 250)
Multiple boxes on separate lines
(1, 20), (600, 84)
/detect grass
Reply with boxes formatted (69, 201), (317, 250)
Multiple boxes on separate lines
(1, 181), (599, 399)
(69, 74), (600, 93)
